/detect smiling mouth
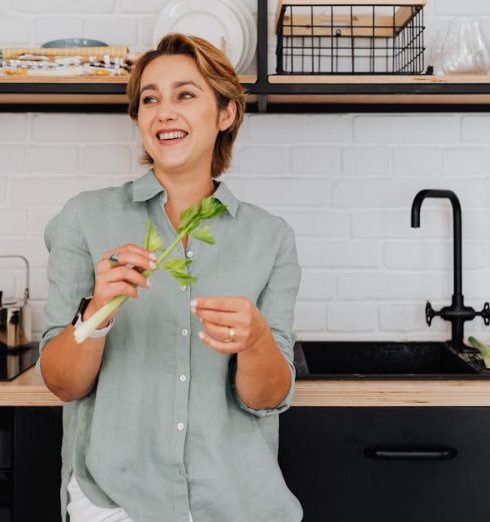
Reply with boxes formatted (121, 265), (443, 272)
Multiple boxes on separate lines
(156, 130), (189, 145)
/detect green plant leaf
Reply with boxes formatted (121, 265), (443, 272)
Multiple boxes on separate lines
(163, 257), (196, 285)
(163, 257), (192, 274)
(200, 196), (227, 220)
(144, 219), (164, 252)
(177, 196), (227, 234)
(467, 336), (490, 369)
(190, 225), (215, 244)
(143, 219), (150, 249)
(468, 336), (490, 354)
(179, 204), (201, 231)
(172, 272), (197, 285)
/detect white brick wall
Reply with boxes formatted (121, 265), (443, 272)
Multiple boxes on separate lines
(1, 0), (490, 343)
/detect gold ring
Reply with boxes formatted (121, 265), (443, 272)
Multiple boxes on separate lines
(223, 327), (236, 343)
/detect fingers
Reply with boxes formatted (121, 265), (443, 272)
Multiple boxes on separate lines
(103, 265), (151, 290)
(197, 329), (241, 354)
(104, 281), (141, 300)
(195, 309), (241, 325)
(192, 296), (247, 312)
(92, 244), (157, 310)
(101, 244), (157, 273)
(201, 319), (239, 343)
(103, 243), (156, 259)
(93, 281), (140, 304)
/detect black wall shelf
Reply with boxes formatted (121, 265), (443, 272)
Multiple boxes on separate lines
(1, 0), (490, 113)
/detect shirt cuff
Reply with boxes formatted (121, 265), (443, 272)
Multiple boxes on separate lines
(229, 357), (296, 418)
(37, 326), (66, 387)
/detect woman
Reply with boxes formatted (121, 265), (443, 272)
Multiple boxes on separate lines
(38, 33), (303, 522)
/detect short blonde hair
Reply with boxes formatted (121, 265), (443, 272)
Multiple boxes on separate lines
(127, 33), (245, 178)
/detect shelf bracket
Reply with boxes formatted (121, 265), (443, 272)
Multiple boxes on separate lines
(257, 94), (268, 113)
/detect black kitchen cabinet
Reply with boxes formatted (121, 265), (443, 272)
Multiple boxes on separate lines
(3, 405), (490, 521)
(279, 407), (490, 522)
(0, 407), (62, 522)
(0, 409), (13, 522)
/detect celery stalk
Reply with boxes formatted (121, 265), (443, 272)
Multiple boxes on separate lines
(73, 195), (227, 344)
(74, 294), (128, 343)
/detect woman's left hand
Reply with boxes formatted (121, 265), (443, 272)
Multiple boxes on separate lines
(191, 297), (267, 354)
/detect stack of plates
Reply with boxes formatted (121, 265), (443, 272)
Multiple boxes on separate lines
(152, 0), (256, 73)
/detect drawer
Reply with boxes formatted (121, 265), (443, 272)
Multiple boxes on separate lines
(279, 407), (490, 522)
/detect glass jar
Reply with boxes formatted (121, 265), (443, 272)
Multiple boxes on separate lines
(441, 18), (487, 75)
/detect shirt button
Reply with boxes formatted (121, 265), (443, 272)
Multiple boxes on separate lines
(179, 374), (187, 382)
(181, 328), (189, 336)
(177, 422), (185, 431)
(186, 250), (194, 258)
(180, 285), (187, 291)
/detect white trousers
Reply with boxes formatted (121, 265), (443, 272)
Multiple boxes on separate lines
(67, 472), (194, 522)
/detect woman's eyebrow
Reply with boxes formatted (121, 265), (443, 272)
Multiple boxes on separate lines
(172, 80), (203, 91)
(139, 80), (203, 95)
(140, 83), (158, 95)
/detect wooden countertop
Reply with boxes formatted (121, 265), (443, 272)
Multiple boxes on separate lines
(0, 367), (62, 406)
(4, 367), (490, 407)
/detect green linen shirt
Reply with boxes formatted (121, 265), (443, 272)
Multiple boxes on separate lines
(37, 169), (303, 522)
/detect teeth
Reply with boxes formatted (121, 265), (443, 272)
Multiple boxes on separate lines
(158, 131), (187, 140)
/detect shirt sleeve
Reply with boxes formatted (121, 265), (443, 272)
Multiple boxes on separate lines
(36, 195), (95, 385)
(230, 222), (301, 417)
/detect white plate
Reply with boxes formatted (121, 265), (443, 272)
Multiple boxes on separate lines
(221, 0), (257, 73)
(219, 0), (248, 72)
(152, 0), (245, 70)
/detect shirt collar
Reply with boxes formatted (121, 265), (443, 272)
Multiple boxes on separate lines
(131, 169), (238, 218)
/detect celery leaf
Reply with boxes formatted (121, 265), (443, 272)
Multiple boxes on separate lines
(163, 257), (196, 285)
(144, 219), (164, 252)
(163, 257), (192, 271)
(174, 272), (197, 285)
(468, 336), (490, 369)
(190, 225), (215, 244)
(179, 204), (201, 231)
(200, 197), (227, 219)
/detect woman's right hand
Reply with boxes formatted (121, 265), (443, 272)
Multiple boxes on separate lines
(83, 243), (157, 324)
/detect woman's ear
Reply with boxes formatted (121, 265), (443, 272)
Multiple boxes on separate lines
(218, 100), (237, 132)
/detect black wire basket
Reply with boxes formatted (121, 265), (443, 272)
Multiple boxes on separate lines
(275, 1), (427, 75)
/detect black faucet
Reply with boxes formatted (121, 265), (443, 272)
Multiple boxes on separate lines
(411, 189), (490, 351)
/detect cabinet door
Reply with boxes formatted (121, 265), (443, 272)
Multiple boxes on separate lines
(279, 407), (490, 522)
(0, 471), (12, 522)
(12, 407), (62, 522)
(0, 409), (12, 522)
(0, 409), (12, 470)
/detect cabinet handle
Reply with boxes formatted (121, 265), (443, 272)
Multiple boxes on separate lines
(364, 446), (457, 461)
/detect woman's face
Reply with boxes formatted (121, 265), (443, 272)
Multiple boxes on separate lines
(137, 54), (235, 177)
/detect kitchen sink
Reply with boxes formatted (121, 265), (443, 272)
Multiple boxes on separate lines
(293, 341), (487, 379)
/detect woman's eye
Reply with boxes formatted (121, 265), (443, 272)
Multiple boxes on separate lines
(141, 96), (157, 104)
(179, 91), (194, 100)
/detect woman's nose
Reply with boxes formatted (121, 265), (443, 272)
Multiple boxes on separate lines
(157, 100), (178, 121)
